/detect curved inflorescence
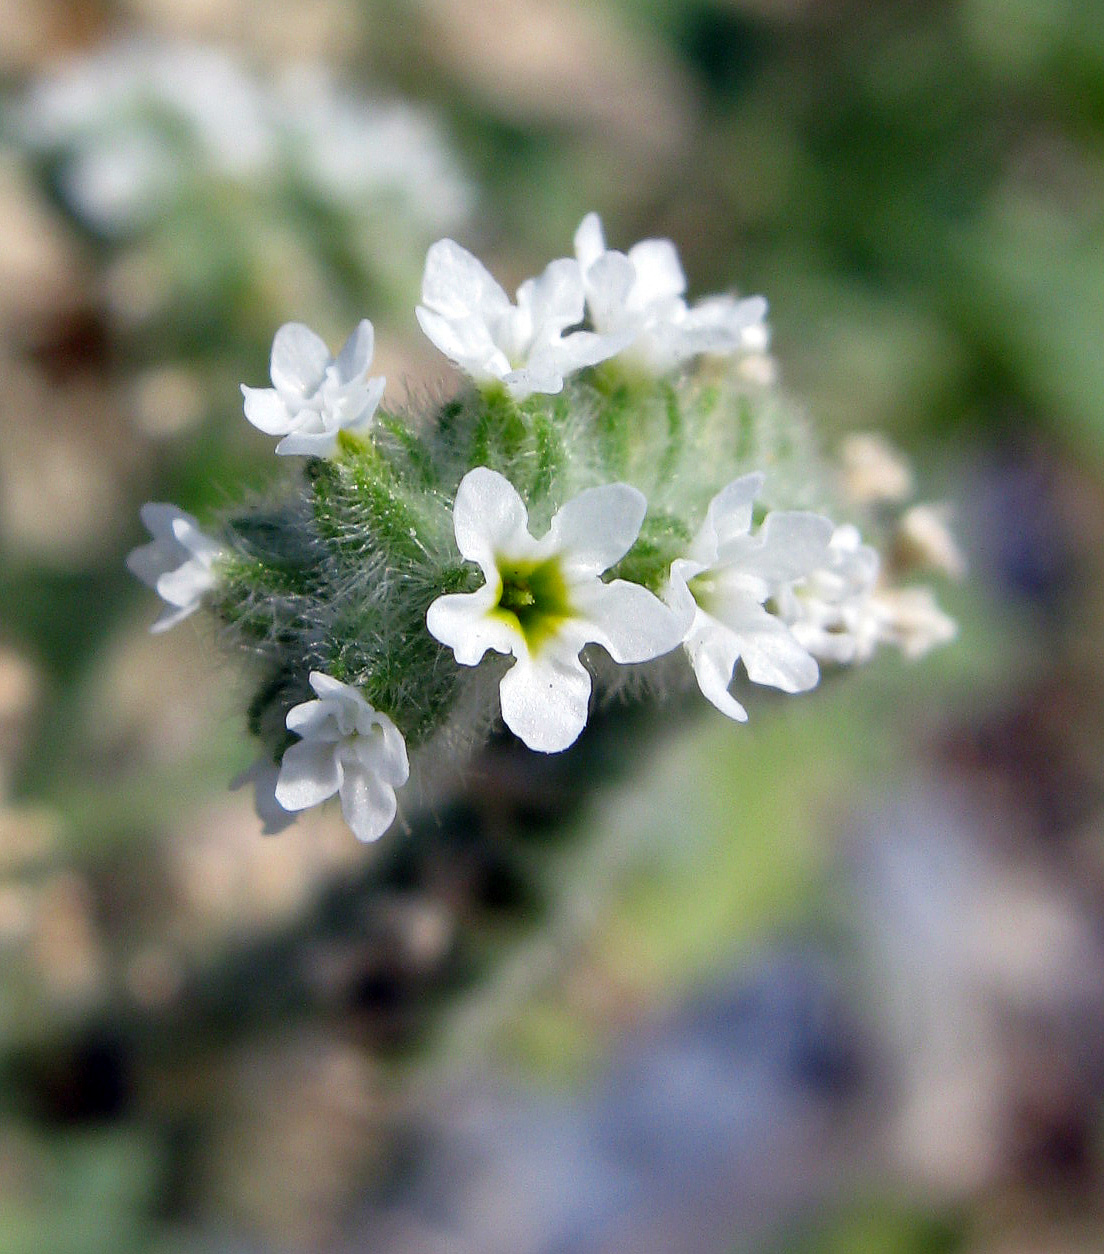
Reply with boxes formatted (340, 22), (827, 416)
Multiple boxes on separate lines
(129, 213), (958, 842)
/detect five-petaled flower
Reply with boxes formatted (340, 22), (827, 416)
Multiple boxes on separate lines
(427, 467), (683, 752)
(274, 672), (409, 842)
(416, 239), (625, 400)
(126, 503), (226, 632)
(665, 474), (835, 721)
(574, 213), (768, 375)
(241, 319), (385, 456)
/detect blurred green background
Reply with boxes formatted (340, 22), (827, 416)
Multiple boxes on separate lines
(1, 1), (1102, 1251)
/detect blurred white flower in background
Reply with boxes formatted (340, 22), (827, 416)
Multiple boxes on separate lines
(13, 38), (473, 239)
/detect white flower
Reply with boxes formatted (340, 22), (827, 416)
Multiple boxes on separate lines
(574, 213), (769, 375)
(426, 468), (682, 752)
(777, 525), (957, 664)
(241, 320), (385, 456)
(274, 66), (472, 228)
(126, 503), (225, 632)
(274, 673), (409, 842)
(19, 41), (273, 234)
(415, 239), (624, 400)
(665, 474), (835, 720)
(778, 524), (882, 665)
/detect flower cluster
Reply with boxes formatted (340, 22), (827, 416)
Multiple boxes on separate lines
(16, 39), (471, 237)
(129, 213), (956, 843)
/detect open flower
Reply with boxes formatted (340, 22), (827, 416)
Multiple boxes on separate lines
(126, 503), (225, 632)
(574, 213), (768, 375)
(665, 475), (835, 720)
(427, 468), (682, 752)
(274, 673), (409, 842)
(415, 239), (624, 400)
(241, 320), (385, 456)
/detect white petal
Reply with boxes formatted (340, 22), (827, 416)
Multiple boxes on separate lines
(734, 607), (820, 693)
(138, 502), (189, 541)
(334, 318), (374, 382)
(427, 584), (518, 665)
(540, 328), (631, 376)
(686, 623), (748, 722)
(517, 257), (585, 339)
(275, 429), (339, 457)
(286, 696), (343, 742)
(415, 305), (508, 380)
(546, 483), (646, 577)
(308, 672), (355, 701)
(502, 364), (563, 400)
(574, 212), (607, 271)
(742, 511), (834, 584)
(627, 238), (686, 303)
(499, 651), (592, 752)
(582, 252), (637, 332)
(663, 557), (705, 635)
(338, 759), (398, 842)
(126, 537), (175, 589)
(269, 322), (332, 398)
(421, 238), (510, 322)
(169, 514), (223, 562)
(155, 559), (213, 608)
(692, 474), (764, 564)
(241, 385), (293, 435)
(572, 578), (683, 663)
(274, 739), (342, 810)
(452, 467), (532, 568)
(352, 719), (410, 788)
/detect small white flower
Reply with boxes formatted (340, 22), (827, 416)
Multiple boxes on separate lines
(274, 673), (409, 842)
(665, 475), (835, 720)
(241, 320), (385, 456)
(778, 525), (957, 664)
(415, 239), (624, 400)
(126, 503), (225, 632)
(427, 468), (682, 752)
(574, 213), (769, 375)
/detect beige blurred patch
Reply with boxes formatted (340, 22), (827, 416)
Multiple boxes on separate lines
(129, 364), (208, 439)
(0, 359), (142, 561)
(0, 648), (40, 791)
(414, 0), (693, 154)
(0, 154), (91, 341)
(165, 789), (370, 945)
(0, 0), (106, 74)
(79, 617), (229, 769)
(204, 1031), (387, 1245)
(29, 869), (106, 1004)
(0, 805), (59, 876)
(124, 0), (362, 63)
(838, 431), (914, 506)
